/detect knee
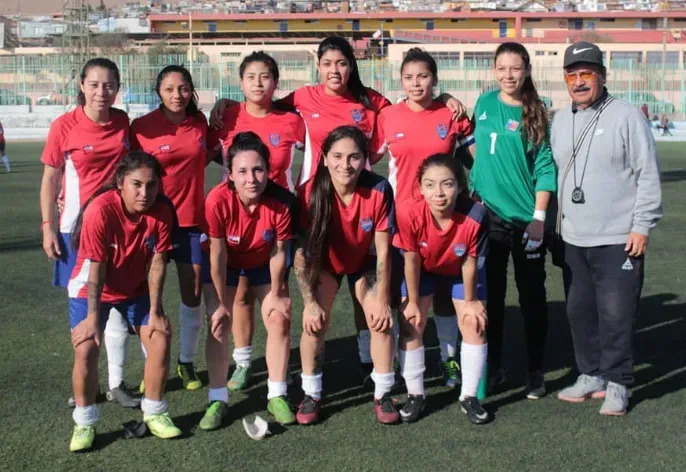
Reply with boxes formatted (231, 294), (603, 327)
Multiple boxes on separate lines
(265, 312), (291, 336)
(460, 315), (483, 342)
(73, 341), (98, 365)
(146, 330), (171, 357)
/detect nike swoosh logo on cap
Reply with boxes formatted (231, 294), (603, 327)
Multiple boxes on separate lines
(573, 47), (593, 54)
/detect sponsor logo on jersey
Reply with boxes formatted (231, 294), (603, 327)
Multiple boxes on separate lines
(145, 235), (157, 252)
(227, 235), (240, 245)
(394, 132), (405, 140)
(351, 109), (364, 124)
(159, 144), (171, 153)
(478, 112), (487, 121)
(269, 133), (281, 146)
(310, 112), (320, 119)
(453, 243), (466, 257)
(418, 241), (428, 248)
(262, 228), (275, 243)
(82, 145), (94, 153)
(360, 217), (374, 233)
(506, 119), (520, 132)
(436, 124), (448, 140)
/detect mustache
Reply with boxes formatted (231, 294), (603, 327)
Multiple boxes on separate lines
(573, 86), (591, 92)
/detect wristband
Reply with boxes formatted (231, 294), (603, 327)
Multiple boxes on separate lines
(533, 210), (546, 223)
(40, 220), (52, 230)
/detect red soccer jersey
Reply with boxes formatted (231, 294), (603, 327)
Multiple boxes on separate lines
(67, 190), (175, 302)
(207, 102), (305, 192)
(41, 106), (130, 233)
(393, 196), (487, 277)
(204, 183), (292, 270)
(0, 121), (4, 144)
(375, 101), (474, 205)
(279, 85), (391, 187)
(299, 170), (395, 275)
(130, 108), (208, 228)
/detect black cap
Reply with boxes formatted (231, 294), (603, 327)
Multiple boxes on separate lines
(563, 41), (604, 68)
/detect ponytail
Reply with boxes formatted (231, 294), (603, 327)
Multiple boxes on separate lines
(317, 37), (372, 110)
(305, 160), (334, 285)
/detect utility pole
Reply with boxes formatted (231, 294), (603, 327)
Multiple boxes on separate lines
(62, 0), (90, 106)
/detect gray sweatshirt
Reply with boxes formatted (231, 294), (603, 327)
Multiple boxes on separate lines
(551, 93), (663, 247)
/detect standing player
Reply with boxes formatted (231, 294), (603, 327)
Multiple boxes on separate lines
(374, 48), (475, 388)
(39, 58), (140, 407)
(130, 65), (208, 391)
(208, 52), (304, 392)
(67, 152), (181, 452)
(469, 42), (557, 399)
(394, 153), (490, 424)
(293, 126), (397, 426)
(0, 120), (9, 173)
(199, 132), (294, 430)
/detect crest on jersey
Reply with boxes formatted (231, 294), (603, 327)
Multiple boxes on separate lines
(82, 145), (94, 153)
(351, 109), (364, 124)
(506, 119), (520, 132)
(436, 124), (448, 140)
(198, 137), (207, 151)
(262, 229), (275, 243)
(453, 243), (466, 257)
(123, 137), (131, 150)
(310, 112), (320, 119)
(360, 217), (374, 233)
(227, 235), (240, 245)
(269, 133), (281, 146)
(394, 132), (405, 140)
(159, 144), (171, 153)
(145, 235), (157, 252)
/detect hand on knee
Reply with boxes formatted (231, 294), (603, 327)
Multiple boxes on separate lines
(265, 311), (290, 337)
(73, 341), (98, 365)
(460, 315), (486, 345)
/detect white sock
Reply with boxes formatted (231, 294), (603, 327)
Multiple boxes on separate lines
(232, 346), (253, 368)
(140, 339), (148, 359)
(399, 347), (426, 396)
(141, 397), (169, 415)
(357, 329), (372, 364)
(1, 155), (9, 172)
(179, 302), (202, 364)
(434, 314), (459, 362)
(73, 404), (100, 427)
(208, 387), (229, 404)
(267, 379), (288, 400)
(301, 373), (323, 400)
(104, 308), (129, 391)
(371, 370), (395, 400)
(459, 343), (488, 400)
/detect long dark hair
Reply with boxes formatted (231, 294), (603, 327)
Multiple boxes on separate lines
(239, 51), (280, 82)
(77, 57), (121, 107)
(417, 153), (469, 197)
(317, 37), (372, 110)
(305, 125), (368, 284)
(155, 65), (199, 117)
(494, 42), (548, 147)
(71, 151), (162, 251)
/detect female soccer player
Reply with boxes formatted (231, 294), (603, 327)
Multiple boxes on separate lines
(293, 126), (397, 426)
(67, 151), (180, 452)
(208, 52), (303, 391)
(40, 58), (140, 407)
(394, 153), (490, 424)
(469, 42), (557, 399)
(0, 120), (9, 173)
(199, 132), (294, 430)
(375, 48), (475, 388)
(130, 65), (209, 391)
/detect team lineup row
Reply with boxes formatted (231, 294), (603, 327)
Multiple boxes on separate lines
(37, 37), (662, 453)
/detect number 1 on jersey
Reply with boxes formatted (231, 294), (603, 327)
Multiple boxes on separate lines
(489, 132), (497, 155)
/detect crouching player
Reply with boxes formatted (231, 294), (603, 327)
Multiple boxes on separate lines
(199, 132), (294, 430)
(67, 152), (181, 452)
(394, 154), (492, 425)
(293, 126), (398, 425)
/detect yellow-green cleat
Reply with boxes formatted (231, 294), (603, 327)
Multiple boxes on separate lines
(177, 361), (202, 391)
(199, 401), (229, 431)
(228, 365), (252, 391)
(267, 396), (296, 425)
(69, 425), (95, 452)
(139, 379), (145, 395)
(144, 412), (182, 439)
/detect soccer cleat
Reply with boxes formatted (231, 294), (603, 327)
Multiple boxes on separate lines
(177, 361), (202, 391)
(199, 401), (229, 431)
(399, 394), (425, 424)
(526, 370), (546, 400)
(267, 396), (296, 425)
(227, 365), (252, 391)
(373, 393), (400, 425)
(107, 381), (142, 408)
(442, 358), (462, 388)
(599, 382), (628, 416)
(558, 374), (606, 403)
(139, 379), (145, 395)
(69, 425), (95, 452)
(296, 395), (321, 425)
(144, 412), (182, 439)
(460, 396), (492, 425)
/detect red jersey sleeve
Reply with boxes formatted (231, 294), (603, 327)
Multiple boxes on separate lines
(393, 204), (417, 252)
(78, 204), (108, 262)
(276, 90), (297, 110)
(295, 116), (306, 149)
(41, 120), (65, 168)
(204, 187), (226, 239)
(374, 179), (396, 234)
(453, 115), (475, 148)
(207, 118), (227, 152)
(155, 202), (175, 253)
(367, 88), (391, 112)
(275, 205), (293, 241)
(370, 110), (388, 157)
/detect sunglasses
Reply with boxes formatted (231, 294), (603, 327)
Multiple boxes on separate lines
(564, 71), (597, 85)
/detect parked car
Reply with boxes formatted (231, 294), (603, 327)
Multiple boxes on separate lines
(0, 89), (31, 105)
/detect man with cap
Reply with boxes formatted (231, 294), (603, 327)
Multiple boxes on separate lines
(550, 41), (663, 416)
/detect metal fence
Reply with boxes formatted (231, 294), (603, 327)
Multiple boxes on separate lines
(0, 53), (683, 118)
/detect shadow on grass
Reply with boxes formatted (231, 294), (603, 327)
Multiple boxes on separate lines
(660, 169), (686, 183)
(0, 238), (42, 252)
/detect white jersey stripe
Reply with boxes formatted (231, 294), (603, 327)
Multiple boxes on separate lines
(67, 258), (91, 298)
(388, 148), (399, 196)
(299, 123), (314, 187)
(286, 143), (296, 192)
(60, 157), (81, 234)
